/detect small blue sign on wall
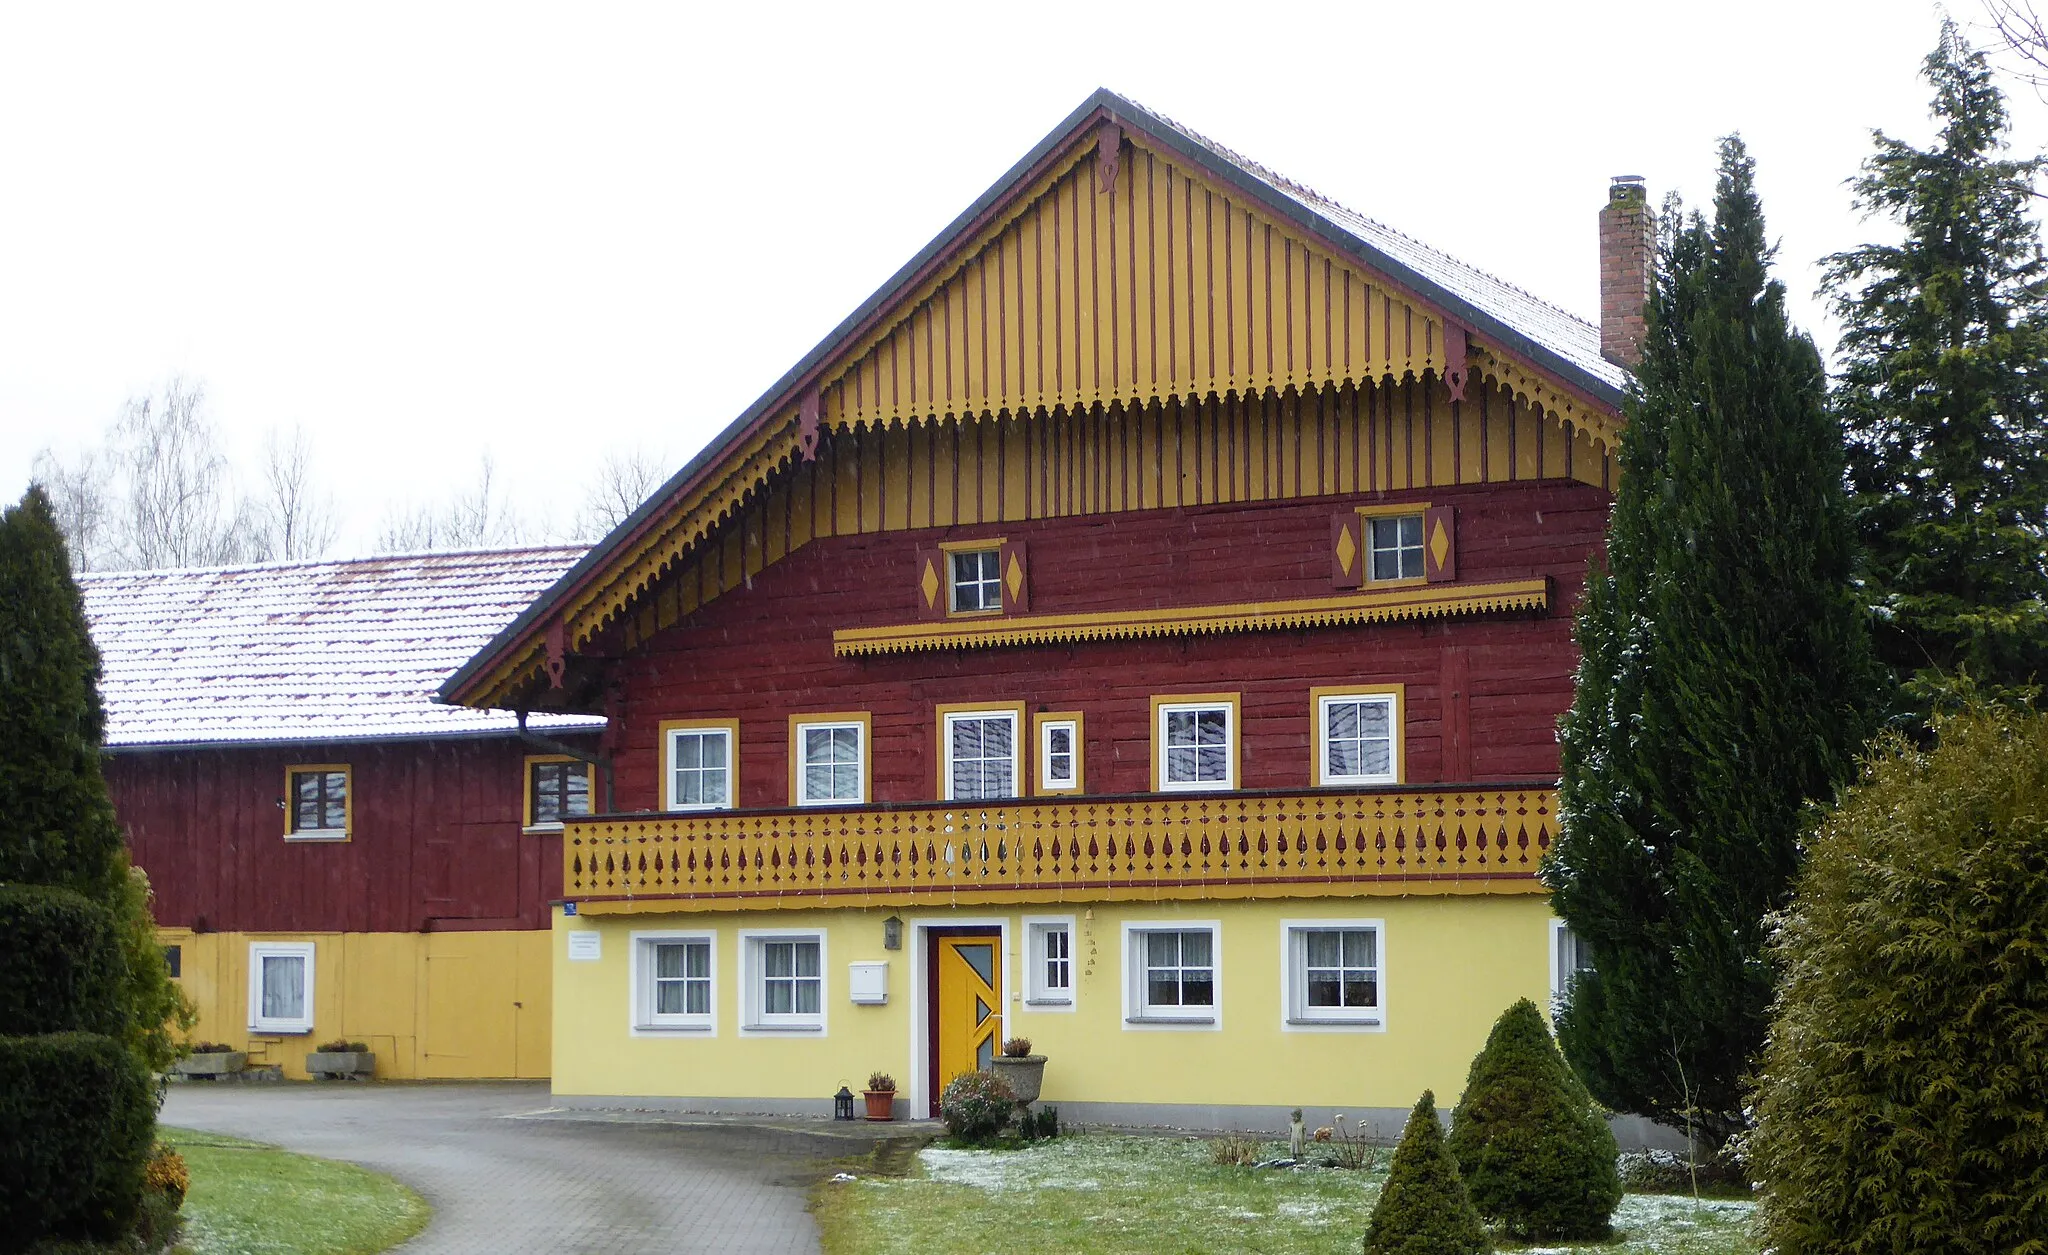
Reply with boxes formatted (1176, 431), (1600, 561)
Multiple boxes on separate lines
(562, 901), (578, 916)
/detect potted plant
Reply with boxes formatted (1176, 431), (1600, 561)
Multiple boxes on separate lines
(306, 1039), (375, 1079)
(174, 1042), (247, 1079)
(863, 1071), (897, 1121)
(989, 1036), (1047, 1106)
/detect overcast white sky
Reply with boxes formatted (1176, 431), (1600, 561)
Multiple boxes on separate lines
(3, 0), (2040, 557)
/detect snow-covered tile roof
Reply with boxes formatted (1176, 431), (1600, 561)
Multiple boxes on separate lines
(80, 547), (606, 748)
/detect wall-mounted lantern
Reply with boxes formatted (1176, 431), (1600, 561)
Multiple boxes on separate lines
(883, 915), (903, 951)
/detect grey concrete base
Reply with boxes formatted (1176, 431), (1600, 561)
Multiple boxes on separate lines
(553, 1093), (846, 1120)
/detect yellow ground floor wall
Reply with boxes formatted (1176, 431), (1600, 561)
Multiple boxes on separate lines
(550, 895), (1560, 1115)
(157, 927), (553, 1080)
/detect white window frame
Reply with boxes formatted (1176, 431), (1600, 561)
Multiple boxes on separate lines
(247, 941), (316, 1034)
(949, 547), (1003, 613)
(1316, 692), (1401, 787)
(1281, 919), (1386, 1031)
(1551, 920), (1594, 1007)
(630, 930), (716, 1035)
(1367, 513), (1425, 582)
(664, 724), (736, 812)
(1038, 718), (1080, 792)
(794, 720), (866, 806)
(1023, 915), (1076, 1009)
(739, 929), (827, 1035)
(1121, 921), (1221, 1029)
(942, 708), (1021, 801)
(1155, 701), (1235, 793)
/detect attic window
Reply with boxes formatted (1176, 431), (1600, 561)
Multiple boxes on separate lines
(1368, 515), (1425, 582)
(285, 766), (350, 840)
(950, 549), (1002, 613)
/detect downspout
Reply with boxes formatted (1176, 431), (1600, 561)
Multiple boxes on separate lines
(516, 709), (615, 813)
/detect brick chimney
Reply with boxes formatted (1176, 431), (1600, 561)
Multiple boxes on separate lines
(1599, 175), (1652, 368)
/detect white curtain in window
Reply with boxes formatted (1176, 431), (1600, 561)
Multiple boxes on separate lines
(261, 954), (305, 1020)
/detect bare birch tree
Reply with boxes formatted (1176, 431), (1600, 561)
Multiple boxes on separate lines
(374, 455), (532, 553)
(108, 378), (262, 569)
(29, 447), (113, 570)
(256, 426), (339, 562)
(573, 446), (668, 540)
(1983, 2), (2048, 95)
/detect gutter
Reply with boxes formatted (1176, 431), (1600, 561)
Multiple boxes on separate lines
(517, 710), (616, 813)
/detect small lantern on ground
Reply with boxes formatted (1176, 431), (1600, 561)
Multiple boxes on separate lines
(834, 1085), (856, 1121)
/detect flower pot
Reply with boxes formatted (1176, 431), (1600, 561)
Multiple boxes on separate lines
(862, 1089), (897, 1121)
(989, 1055), (1047, 1106)
(175, 1051), (247, 1079)
(306, 1050), (375, 1080)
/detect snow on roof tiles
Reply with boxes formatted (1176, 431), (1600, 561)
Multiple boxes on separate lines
(81, 547), (605, 748)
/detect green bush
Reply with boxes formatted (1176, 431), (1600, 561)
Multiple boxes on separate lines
(939, 1069), (1015, 1145)
(0, 1032), (155, 1245)
(0, 885), (126, 1038)
(1448, 999), (1620, 1240)
(1363, 1090), (1489, 1255)
(1751, 704), (2048, 1254)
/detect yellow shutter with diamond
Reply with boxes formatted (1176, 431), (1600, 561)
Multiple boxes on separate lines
(934, 934), (1003, 1105)
(1331, 514), (1363, 589)
(1423, 506), (1457, 583)
(915, 548), (947, 619)
(998, 541), (1030, 613)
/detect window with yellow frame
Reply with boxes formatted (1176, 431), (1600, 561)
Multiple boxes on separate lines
(523, 755), (595, 831)
(283, 764), (351, 840)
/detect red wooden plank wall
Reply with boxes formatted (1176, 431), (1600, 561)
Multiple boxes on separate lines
(608, 478), (1607, 810)
(105, 735), (594, 934)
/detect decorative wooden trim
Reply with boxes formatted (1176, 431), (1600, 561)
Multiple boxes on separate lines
(1353, 501), (1432, 519)
(522, 754), (597, 831)
(936, 537), (1008, 552)
(1032, 711), (1085, 796)
(1150, 692), (1241, 793)
(658, 719), (741, 813)
(1308, 685), (1406, 788)
(283, 763), (352, 841)
(933, 701), (1029, 800)
(788, 712), (873, 807)
(833, 577), (1549, 657)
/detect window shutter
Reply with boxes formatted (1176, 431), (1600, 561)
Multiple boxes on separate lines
(915, 548), (947, 619)
(999, 540), (1030, 613)
(1422, 506), (1457, 582)
(1331, 513), (1363, 589)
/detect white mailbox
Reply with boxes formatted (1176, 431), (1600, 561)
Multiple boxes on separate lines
(848, 961), (890, 1005)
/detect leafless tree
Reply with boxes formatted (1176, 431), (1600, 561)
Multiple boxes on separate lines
(1983, 2), (2048, 95)
(374, 455), (533, 553)
(29, 446), (113, 570)
(108, 378), (263, 569)
(573, 446), (669, 541)
(256, 426), (339, 562)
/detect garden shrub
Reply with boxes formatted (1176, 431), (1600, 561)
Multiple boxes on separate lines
(0, 1031), (155, 1244)
(0, 885), (126, 1038)
(1751, 704), (2048, 1254)
(939, 1069), (1015, 1145)
(1363, 1090), (1488, 1255)
(1447, 998), (1620, 1239)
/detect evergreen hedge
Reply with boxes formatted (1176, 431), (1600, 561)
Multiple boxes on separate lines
(1363, 1090), (1489, 1255)
(0, 884), (126, 1038)
(1448, 1000), (1620, 1240)
(0, 1031), (154, 1244)
(1751, 704), (2048, 1253)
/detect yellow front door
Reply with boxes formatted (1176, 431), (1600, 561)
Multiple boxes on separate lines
(934, 934), (1003, 1098)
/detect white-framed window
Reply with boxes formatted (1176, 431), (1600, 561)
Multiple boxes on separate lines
(740, 930), (826, 1033)
(665, 724), (735, 811)
(944, 709), (1019, 800)
(1039, 718), (1079, 792)
(1024, 916), (1075, 1007)
(1155, 700), (1235, 792)
(1551, 920), (1594, 1006)
(631, 931), (714, 1034)
(1316, 692), (1400, 786)
(247, 941), (315, 1034)
(1368, 514), (1425, 581)
(1282, 921), (1384, 1029)
(950, 548), (1003, 612)
(1123, 922), (1220, 1027)
(795, 721), (865, 806)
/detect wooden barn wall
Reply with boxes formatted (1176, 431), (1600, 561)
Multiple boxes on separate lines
(619, 375), (1608, 649)
(106, 735), (594, 935)
(606, 478), (1609, 812)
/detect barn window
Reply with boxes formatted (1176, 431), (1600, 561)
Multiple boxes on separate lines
(525, 757), (592, 830)
(284, 766), (350, 840)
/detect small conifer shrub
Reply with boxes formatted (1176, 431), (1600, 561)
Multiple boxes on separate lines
(1448, 999), (1621, 1240)
(1751, 702), (2048, 1253)
(1363, 1090), (1488, 1255)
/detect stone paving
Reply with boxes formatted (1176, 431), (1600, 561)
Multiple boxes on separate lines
(163, 1082), (930, 1254)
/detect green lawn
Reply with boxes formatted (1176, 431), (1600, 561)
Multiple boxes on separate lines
(815, 1134), (1756, 1255)
(162, 1128), (429, 1255)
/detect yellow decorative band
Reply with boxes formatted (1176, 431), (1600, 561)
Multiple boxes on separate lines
(833, 577), (1549, 657)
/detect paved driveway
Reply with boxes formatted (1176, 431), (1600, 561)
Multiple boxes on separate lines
(163, 1083), (909, 1254)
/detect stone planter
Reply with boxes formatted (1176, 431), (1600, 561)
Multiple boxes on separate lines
(175, 1051), (247, 1079)
(989, 1055), (1047, 1106)
(862, 1089), (897, 1121)
(306, 1050), (375, 1080)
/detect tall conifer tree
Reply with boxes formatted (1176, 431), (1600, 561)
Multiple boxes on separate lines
(1545, 140), (1880, 1148)
(1824, 21), (2048, 713)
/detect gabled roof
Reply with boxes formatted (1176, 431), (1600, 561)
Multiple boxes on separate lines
(441, 88), (1627, 711)
(82, 547), (607, 749)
